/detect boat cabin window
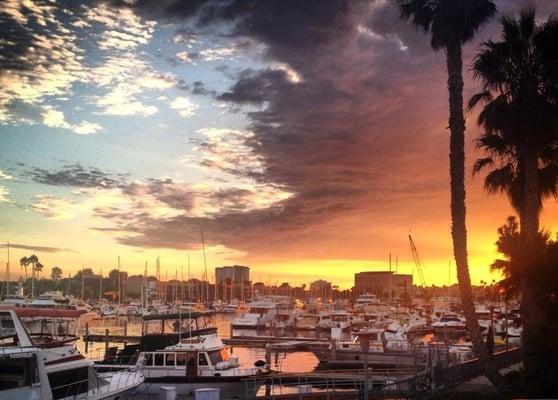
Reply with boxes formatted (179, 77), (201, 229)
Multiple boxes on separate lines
(198, 353), (209, 366)
(154, 353), (165, 366)
(48, 366), (88, 399)
(176, 353), (187, 366)
(144, 353), (153, 366)
(166, 353), (175, 366)
(0, 356), (38, 391)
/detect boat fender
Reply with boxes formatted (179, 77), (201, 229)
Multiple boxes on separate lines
(215, 362), (230, 370)
(254, 360), (266, 367)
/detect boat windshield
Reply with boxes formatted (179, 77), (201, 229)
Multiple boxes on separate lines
(207, 348), (230, 365)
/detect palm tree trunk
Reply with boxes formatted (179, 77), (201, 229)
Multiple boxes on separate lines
(445, 39), (482, 356)
(520, 148), (545, 393)
(31, 265), (34, 299)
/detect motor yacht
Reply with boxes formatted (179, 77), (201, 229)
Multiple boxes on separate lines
(431, 313), (466, 333)
(311, 328), (419, 368)
(0, 309), (144, 400)
(232, 296), (292, 329)
(137, 333), (269, 399)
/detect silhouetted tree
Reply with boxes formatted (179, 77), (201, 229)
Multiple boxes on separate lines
(51, 266), (63, 281)
(398, 0), (497, 357)
(470, 9), (558, 390)
(492, 217), (558, 396)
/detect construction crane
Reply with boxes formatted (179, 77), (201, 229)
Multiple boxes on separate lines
(408, 234), (427, 287)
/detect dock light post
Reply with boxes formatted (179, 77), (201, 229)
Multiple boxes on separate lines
(356, 329), (373, 400)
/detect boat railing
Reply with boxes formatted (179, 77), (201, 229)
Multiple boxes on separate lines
(243, 372), (364, 399)
(0, 345), (40, 354)
(50, 369), (143, 399)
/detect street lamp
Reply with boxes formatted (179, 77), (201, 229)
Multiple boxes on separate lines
(356, 329), (376, 400)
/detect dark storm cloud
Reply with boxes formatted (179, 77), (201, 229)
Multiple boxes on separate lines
(95, 0), (453, 256)
(91, 0), (558, 260)
(25, 164), (129, 189)
(0, 243), (76, 253)
(218, 69), (297, 105)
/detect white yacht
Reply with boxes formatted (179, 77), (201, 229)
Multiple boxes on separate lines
(354, 293), (380, 310)
(224, 299), (247, 313)
(137, 333), (269, 398)
(232, 296), (292, 329)
(311, 328), (418, 368)
(295, 313), (319, 330)
(432, 313), (466, 333)
(329, 310), (352, 331)
(0, 309), (144, 400)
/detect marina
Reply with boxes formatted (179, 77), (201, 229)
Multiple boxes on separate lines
(0, 284), (522, 399)
(2, 0), (557, 397)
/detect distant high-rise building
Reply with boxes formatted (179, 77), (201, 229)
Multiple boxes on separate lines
(215, 265), (250, 300)
(215, 265), (250, 285)
(309, 279), (332, 298)
(354, 271), (412, 299)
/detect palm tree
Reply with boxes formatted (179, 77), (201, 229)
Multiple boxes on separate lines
(26, 254), (39, 298)
(398, 0), (497, 357)
(473, 136), (558, 220)
(469, 9), (558, 392)
(19, 256), (29, 279)
(470, 8), (558, 245)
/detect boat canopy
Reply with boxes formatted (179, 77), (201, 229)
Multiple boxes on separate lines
(0, 307), (84, 318)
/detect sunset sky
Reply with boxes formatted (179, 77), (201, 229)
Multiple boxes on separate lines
(1, 0), (557, 289)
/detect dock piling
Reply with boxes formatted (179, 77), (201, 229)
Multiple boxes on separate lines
(84, 322), (89, 353)
(104, 328), (109, 358)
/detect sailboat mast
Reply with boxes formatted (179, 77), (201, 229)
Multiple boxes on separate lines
(81, 265), (84, 300)
(99, 268), (102, 301)
(187, 253), (192, 343)
(6, 241), (10, 297)
(201, 229), (209, 305)
(117, 256), (121, 305)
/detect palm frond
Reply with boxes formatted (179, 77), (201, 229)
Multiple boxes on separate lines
(484, 164), (514, 195)
(467, 90), (492, 110)
(472, 157), (494, 175)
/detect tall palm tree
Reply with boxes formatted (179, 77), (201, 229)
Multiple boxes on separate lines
(398, 0), (497, 356)
(470, 8), (558, 245)
(19, 256), (29, 280)
(469, 8), (558, 391)
(26, 254), (39, 298)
